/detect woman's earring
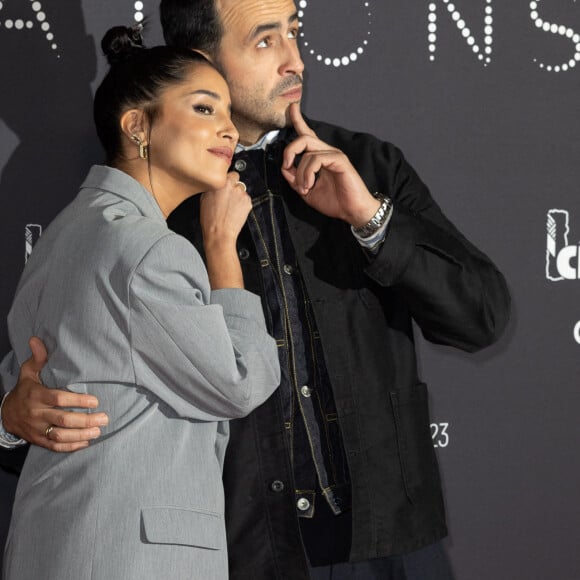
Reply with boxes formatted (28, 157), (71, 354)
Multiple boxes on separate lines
(131, 135), (149, 160)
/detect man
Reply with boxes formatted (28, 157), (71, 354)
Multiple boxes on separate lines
(1, 0), (510, 578)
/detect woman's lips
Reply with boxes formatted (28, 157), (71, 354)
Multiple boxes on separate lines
(207, 147), (233, 162)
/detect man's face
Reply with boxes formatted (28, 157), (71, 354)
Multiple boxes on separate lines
(214, 0), (304, 145)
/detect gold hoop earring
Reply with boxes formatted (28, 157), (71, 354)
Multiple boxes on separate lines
(131, 135), (149, 160)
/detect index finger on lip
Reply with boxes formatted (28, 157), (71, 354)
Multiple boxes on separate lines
(289, 103), (316, 137)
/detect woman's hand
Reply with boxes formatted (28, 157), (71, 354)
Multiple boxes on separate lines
(200, 171), (252, 246)
(200, 171), (252, 289)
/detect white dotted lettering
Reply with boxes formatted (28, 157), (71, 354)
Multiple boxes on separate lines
(531, 0), (580, 73)
(300, 1), (373, 67)
(428, 0), (493, 66)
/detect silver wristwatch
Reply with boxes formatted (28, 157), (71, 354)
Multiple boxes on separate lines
(352, 193), (393, 239)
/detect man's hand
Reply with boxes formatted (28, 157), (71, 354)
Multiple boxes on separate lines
(2, 337), (108, 452)
(281, 103), (381, 227)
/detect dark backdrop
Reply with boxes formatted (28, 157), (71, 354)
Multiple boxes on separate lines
(1, 2), (579, 578)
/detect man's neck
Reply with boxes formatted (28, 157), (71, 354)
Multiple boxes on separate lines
(236, 129), (280, 153)
(238, 131), (266, 148)
(233, 114), (280, 147)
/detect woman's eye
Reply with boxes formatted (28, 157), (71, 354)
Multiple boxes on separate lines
(194, 104), (214, 115)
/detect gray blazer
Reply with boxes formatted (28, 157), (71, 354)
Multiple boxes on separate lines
(2, 165), (280, 580)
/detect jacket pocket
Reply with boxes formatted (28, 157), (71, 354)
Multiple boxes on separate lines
(141, 506), (224, 550)
(390, 383), (438, 504)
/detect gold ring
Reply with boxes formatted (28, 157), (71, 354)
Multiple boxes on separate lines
(45, 425), (54, 439)
(236, 181), (247, 192)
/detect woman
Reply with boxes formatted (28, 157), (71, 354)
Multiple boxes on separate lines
(2, 25), (280, 580)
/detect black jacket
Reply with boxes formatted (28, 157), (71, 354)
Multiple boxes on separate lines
(169, 119), (511, 579)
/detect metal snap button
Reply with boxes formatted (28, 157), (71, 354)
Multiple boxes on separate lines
(234, 159), (247, 171)
(238, 248), (250, 260)
(270, 480), (284, 493)
(297, 498), (310, 511)
(300, 385), (312, 398)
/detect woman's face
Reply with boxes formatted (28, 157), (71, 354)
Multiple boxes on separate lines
(147, 64), (238, 196)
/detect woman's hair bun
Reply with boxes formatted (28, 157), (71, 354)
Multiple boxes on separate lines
(101, 23), (146, 66)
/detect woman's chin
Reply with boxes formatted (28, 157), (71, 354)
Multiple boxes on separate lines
(205, 175), (230, 192)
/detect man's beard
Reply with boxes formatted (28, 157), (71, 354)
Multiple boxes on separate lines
(271, 74), (303, 99)
(230, 75), (303, 136)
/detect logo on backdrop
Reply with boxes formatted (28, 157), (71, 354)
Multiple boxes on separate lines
(3, 1), (580, 73)
(25, 224), (42, 264)
(427, 0), (580, 73)
(545, 209), (580, 281)
(574, 321), (580, 344)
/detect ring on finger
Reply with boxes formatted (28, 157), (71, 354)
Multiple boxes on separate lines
(236, 181), (247, 192)
(45, 425), (54, 439)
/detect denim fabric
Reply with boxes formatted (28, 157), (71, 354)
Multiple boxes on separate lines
(234, 143), (351, 519)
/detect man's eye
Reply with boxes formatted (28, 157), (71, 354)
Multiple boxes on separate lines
(257, 37), (271, 48)
(288, 28), (298, 39)
(194, 104), (214, 115)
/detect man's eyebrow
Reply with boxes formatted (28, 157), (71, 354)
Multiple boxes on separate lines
(250, 12), (299, 40)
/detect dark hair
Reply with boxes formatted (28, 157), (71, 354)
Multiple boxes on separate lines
(160, 0), (223, 55)
(94, 24), (213, 163)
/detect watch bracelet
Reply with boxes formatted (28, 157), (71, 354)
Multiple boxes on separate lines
(353, 193), (393, 238)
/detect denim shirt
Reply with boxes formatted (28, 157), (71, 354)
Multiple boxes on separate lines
(233, 139), (351, 520)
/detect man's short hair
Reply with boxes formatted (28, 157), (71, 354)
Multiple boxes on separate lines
(160, 0), (223, 56)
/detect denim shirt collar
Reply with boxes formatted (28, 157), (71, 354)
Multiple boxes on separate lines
(235, 130), (280, 153)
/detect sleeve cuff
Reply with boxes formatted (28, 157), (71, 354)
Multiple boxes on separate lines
(209, 288), (267, 326)
(351, 208), (393, 254)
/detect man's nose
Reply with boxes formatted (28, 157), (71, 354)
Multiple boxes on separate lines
(279, 40), (305, 76)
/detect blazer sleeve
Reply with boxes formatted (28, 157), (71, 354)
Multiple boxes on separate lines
(352, 136), (511, 352)
(0, 351), (18, 395)
(128, 232), (280, 421)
